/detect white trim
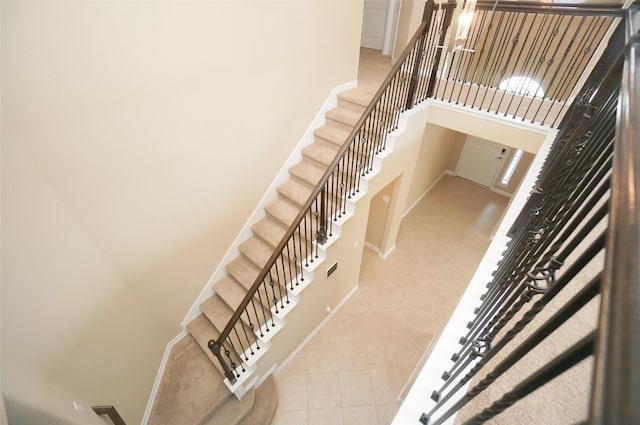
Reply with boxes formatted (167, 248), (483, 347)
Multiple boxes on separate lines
(379, 244), (396, 259)
(429, 99), (551, 136)
(364, 240), (382, 254)
(383, 0), (401, 57)
(141, 331), (188, 425)
(275, 285), (360, 373)
(489, 186), (513, 198)
(180, 79), (358, 328)
(403, 170), (450, 219)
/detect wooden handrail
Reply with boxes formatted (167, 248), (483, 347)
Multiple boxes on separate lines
(92, 405), (126, 425)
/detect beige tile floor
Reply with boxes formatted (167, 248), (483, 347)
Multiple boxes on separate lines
(271, 174), (509, 425)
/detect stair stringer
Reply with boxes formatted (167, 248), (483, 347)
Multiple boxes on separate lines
(224, 101), (436, 396)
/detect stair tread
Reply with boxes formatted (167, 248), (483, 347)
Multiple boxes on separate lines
(302, 141), (340, 167)
(216, 276), (250, 311)
(265, 198), (300, 228)
(147, 334), (230, 425)
(201, 385), (256, 425)
(227, 256), (262, 291)
(240, 237), (274, 269)
(289, 160), (327, 188)
(339, 86), (375, 106)
(326, 107), (362, 127)
(277, 179), (313, 207)
(314, 125), (351, 147)
(201, 295), (234, 333)
(252, 217), (287, 248)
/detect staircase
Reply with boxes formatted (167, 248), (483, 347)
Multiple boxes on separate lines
(147, 84), (376, 425)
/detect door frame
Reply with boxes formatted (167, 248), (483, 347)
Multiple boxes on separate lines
(361, 0), (401, 56)
(383, 0), (401, 56)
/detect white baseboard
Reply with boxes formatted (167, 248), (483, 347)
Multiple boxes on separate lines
(180, 79), (358, 328)
(141, 331), (187, 425)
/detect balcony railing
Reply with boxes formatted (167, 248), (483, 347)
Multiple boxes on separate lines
(414, 3), (639, 424)
(430, 1), (624, 127)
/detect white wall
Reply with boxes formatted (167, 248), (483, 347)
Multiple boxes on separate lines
(0, 1), (362, 423)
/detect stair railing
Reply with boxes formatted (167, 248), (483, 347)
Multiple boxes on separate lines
(416, 3), (639, 424)
(208, 0), (457, 384)
(430, 0), (625, 127)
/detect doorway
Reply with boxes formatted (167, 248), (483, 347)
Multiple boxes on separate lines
(455, 135), (509, 188)
(361, 0), (400, 56)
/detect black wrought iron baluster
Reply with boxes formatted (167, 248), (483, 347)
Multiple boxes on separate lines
(549, 17), (610, 126)
(231, 325), (249, 362)
(454, 105), (615, 364)
(488, 11), (527, 113)
(255, 282), (273, 330)
(295, 225), (304, 282)
(328, 170), (337, 235)
(313, 200), (320, 259)
(502, 12), (539, 116)
(424, 268), (602, 425)
(238, 313), (254, 357)
(302, 213), (310, 267)
(538, 15), (587, 105)
(471, 10), (507, 108)
(248, 298), (264, 339)
(491, 14), (531, 116)
(284, 243), (296, 291)
(513, 13), (563, 119)
(482, 10), (518, 105)
(524, 15), (576, 122)
(334, 162), (345, 222)
(343, 137), (356, 202)
(463, 9), (494, 107)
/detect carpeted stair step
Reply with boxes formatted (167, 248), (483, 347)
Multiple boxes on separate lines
(240, 237), (275, 269)
(215, 276), (269, 330)
(201, 385), (256, 425)
(302, 140), (341, 167)
(276, 179), (313, 208)
(265, 198), (300, 228)
(201, 295), (235, 332)
(147, 334), (231, 425)
(289, 160), (327, 188)
(237, 376), (278, 425)
(314, 125), (351, 147)
(337, 87), (371, 113)
(252, 217), (287, 248)
(187, 314), (230, 376)
(227, 256), (262, 291)
(325, 107), (362, 132)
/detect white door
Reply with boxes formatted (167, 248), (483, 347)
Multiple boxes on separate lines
(456, 136), (508, 188)
(361, 0), (389, 50)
